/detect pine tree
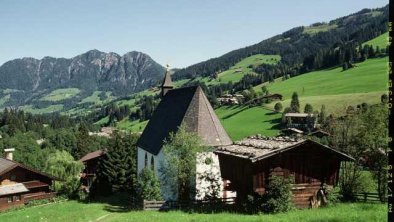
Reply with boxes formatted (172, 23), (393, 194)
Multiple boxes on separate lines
(290, 92), (300, 113)
(304, 103), (313, 114)
(319, 105), (327, 124)
(92, 132), (138, 196)
(73, 122), (90, 159)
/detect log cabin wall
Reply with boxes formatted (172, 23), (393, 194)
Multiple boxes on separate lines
(251, 142), (341, 193)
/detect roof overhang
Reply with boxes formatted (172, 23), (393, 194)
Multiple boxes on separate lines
(215, 139), (354, 163)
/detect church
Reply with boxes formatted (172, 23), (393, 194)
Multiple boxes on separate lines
(136, 68), (233, 199)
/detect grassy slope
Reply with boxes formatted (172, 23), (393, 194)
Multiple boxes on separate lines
(116, 119), (148, 132)
(21, 105), (64, 114)
(79, 91), (115, 105)
(216, 106), (281, 141)
(116, 56), (387, 136)
(0, 94), (10, 107)
(303, 24), (338, 35)
(261, 57), (388, 114)
(0, 201), (386, 222)
(363, 32), (388, 49)
(40, 88), (80, 101)
(218, 54), (281, 83)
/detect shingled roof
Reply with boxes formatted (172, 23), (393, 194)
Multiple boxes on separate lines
(79, 150), (106, 162)
(0, 157), (57, 179)
(137, 86), (232, 155)
(215, 136), (354, 162)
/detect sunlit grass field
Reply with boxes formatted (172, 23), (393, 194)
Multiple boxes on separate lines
(215, 106), (281, 141)
(260, 57), (388, 114)
(0, 201), (386, 222)
(40, 88), (80, 101)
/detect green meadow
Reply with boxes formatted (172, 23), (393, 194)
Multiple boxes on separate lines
(363, 32), (388, 49)
(0, 201), (386, 222)
(40, 88), (80, 101)
(260, 57), (388, 114)
(116, 119), (148, 133)
(216, 106), (281, 141)
(21, 105), (64, 114)
(218, 54), (281, 84)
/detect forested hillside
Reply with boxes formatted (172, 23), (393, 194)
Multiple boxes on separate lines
(173, 5), (388, 81)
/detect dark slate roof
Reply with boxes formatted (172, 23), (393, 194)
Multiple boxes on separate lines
(215, 136), (354, 162)
(79, 150), (106, 162)
(0, 157), (57, 180)
(137, 86), (232, 155)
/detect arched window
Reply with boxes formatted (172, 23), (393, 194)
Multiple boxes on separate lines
(151, 156), (155, 171)
(144, 153), (148, 167)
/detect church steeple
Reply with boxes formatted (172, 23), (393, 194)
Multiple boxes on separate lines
(161, 64), (173, 97)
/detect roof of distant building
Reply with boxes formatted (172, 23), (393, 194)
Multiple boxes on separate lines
(0, 183), (29, 196)
(284, 113), (314, 117)
(79, 150), (106, 162)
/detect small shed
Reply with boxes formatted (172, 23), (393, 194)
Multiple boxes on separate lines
(215, 136), (353, 208)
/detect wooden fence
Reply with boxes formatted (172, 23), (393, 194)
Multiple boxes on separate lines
(353, 192), (384, 203)
(143, 197), (236, 211)
(331, 192), (385, 203)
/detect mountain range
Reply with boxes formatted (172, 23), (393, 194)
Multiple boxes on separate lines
(0, 50), (165, 111)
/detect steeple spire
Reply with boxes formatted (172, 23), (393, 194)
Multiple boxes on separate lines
(161, 64), (173, 97)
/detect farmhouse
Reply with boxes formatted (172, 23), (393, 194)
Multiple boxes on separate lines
(261, 93), (283, 101)
(215, 136), (353, 208)
(217, 94), (244, 105)
(137, 69), (233, 199)
(0, 149), (56, 211)
(79, 149), (106, 192)
(284, 113), (317, 131)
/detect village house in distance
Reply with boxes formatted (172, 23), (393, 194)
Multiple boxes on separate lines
(137, 68), (233, 199)
(0, 149), (56, 211)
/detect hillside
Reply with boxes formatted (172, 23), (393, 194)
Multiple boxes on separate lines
(262, 56), (388, 114)
(0, 50), (165, 113)
(173, 5), (388, 80)
(362, 31), (388, 48)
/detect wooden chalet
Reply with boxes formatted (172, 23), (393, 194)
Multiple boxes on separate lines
(284, 113), (317, 131)
(215, 136), (353, 208)
(262, 93), (283, 101)
(0, 149), (56, 211)
(79, 150), (106, 192)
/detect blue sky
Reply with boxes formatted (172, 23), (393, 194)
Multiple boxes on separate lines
(0, 0), (388, 68)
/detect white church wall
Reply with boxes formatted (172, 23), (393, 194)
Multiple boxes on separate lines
(138, 148), (235, 201)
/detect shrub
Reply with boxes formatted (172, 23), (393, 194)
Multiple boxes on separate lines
(261, 176), (294, 213)
(274, 102), (283, 112)
(136, 168), (162, 201)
